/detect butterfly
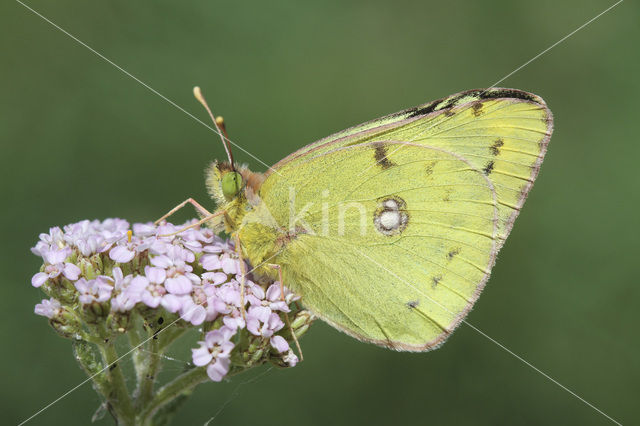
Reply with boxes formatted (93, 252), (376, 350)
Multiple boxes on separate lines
(169, 87), (552, 352)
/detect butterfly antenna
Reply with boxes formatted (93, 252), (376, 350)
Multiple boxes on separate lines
(193, 86), (236, 170)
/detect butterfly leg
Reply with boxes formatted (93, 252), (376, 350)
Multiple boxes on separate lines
(234, 233), (247, 320)
(154, 198), (212, 225)
(268, 263), (304, 362)
(158, 210), (225, 237)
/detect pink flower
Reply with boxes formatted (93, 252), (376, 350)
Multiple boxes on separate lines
(269, 335), (298, 366)
(247, 283), (290, 315)
(178, 297), (207, 325)
(110, 268), (138, 312)
(211, 282), (242, 316)
(283, 351), (299, 367)
(126, 271), (166, 308)
(34, 298), (62, 318)
(132, 222), (156, 237)
(246, 307), (285, 338)
(201, 272), (229, 286)
(200, 253), (221, 271)
(109, 245), (136, 263)
(150, 248), (199, 295)
(31, 247), (81, 288)
(206, 358), (230, 382)
(201, 252), (240, 275)
(63, 219), (129, 256)
(270, 335), (290, 353)
(75, 277), (113, 305)
(134, 225), (172, 255)
(192, 326), (236, 382)
(163, 285), (215, 325)
(222, 310), (246, 330)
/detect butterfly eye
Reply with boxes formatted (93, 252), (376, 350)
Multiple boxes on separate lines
(221, 171), (243, 200)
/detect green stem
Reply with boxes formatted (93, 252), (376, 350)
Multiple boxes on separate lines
(134, 324), (187, 410)
(73, 340), (109, 400)
(138, 367), (208, 424)
(135, 333), (161, 409)
(98, 337), (135, 424)
(128, 315), (145, 384)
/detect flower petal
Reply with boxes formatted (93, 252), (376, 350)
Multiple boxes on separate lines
(109, 246), (135, 263)
(266, 284), (284, 301)
(31, 272), (48, 288)
(192, 345), (213, 367)
(283, 350), (299, 367)
(182, 305), (206, 325)
(141, 292), (161, 308)
(206, 358), (230, 382)
(270, 335), (290, 353)
(150, 255), (172, 268)
(145, 266), (167, 284)
(45, 247), (70, 265)
(221, 257), (238, 274)
(200, 254), (221, 271)
(63, 263), (81, 281)
(161, 294), (183, 313)
(165, 275), (193, 295)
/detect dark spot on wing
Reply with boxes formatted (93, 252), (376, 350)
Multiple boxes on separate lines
(490, 138), (504, 156)
(406, 300), (419, 309)
(425, 161), (435, 176)
(432, 275), (442, 289)
(373, 143), (395, 170)
(447, 248), (461, 260)
(483, 161), (494, 175)
(406, 100), (440, 118)
(405, 93), (465, 119)
(443, 189), (452, 202)
(478, 88), (539, 103)
(472, 102), (484, 116)
(441, 93), (467, 110)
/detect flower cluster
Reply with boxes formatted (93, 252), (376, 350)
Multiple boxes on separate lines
(31, 218), (313, 382)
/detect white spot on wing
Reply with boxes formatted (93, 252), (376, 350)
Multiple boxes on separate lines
(379, 210), (401, 230)
(383, 199), (398, 209)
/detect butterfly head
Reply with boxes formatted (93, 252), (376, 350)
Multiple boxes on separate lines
(206, 161), (265, 205)
(207, 161), (243, 204)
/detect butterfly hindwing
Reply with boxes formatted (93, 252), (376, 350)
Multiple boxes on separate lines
(255, 142), (498, 349)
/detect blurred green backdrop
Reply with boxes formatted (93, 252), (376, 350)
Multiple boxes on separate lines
(1, 0), (638, 425)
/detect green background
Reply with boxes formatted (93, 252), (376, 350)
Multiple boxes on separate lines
(1, 1), (638, 425)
